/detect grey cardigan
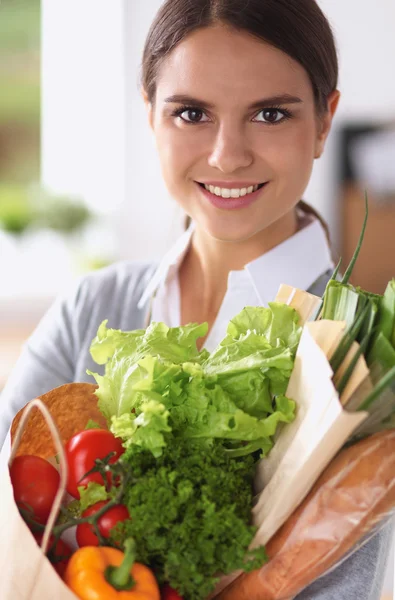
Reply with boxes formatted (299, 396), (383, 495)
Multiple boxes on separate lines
(0, 260), (393, 599)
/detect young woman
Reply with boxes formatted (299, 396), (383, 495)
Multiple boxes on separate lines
(0, 0), (393, 597)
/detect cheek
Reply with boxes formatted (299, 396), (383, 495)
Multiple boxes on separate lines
(258, 122), (317, 184)
(155, 123), (202, 186)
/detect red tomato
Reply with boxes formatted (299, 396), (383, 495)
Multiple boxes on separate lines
(76, 500), (130, 547)
(10, 455), (60, 524)
(65, 429), (125, 498)
(34, 533), (73, 578)
(162, 584), (183, 600)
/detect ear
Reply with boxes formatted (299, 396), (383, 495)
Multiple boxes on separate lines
(141, 88), (154, 131)
(314, 89), (341, 159)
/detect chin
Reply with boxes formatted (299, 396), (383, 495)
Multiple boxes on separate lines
(198, 214), (268, 244)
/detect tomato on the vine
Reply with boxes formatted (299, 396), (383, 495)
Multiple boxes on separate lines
(76, 500), (130, 547)
(162, 584), (183, 600)
(10, 455), (60, 524)
(65, 429), (125, 498)
(34, 533), (73, 578)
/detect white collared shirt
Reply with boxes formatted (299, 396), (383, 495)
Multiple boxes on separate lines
(138, 217), (333, 351)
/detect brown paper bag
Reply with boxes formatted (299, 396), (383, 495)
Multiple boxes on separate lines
(0, 466), (78, 599)
(0, 395), (84, 600)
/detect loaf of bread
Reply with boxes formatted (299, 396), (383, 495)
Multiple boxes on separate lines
(216, 430), (395, 600)
(10, 383), (104, 458)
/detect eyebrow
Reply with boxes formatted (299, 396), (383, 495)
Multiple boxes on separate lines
(163, 93), (303, 110)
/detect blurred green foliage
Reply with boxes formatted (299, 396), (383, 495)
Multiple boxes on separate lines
(0, 77), (40, 125)
(0, 184), (92, 235)
(0, 0), (42, 236)
(38, 194), (92, 234)
(0, 0), (40, 52)
(0, 0), (40, 146)
(0, 184), (33, 234)
(0, 1), (113, 274)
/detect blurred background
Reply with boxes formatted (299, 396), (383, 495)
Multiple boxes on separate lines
(0, 1), (394, 596)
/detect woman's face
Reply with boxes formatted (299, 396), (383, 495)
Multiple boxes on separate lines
(145, 24), (339, 243)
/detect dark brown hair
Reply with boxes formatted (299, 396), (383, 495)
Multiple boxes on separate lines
(141, 0), (339, 240)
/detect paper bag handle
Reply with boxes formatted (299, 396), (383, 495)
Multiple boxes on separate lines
(9, 398), (68, 555)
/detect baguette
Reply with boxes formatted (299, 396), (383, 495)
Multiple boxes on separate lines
(216, 430), (395, 600)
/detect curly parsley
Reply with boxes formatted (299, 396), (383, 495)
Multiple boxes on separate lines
(116, 438), (268, 600)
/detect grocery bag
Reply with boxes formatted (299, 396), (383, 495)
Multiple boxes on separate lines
(0, 396), (78, 600)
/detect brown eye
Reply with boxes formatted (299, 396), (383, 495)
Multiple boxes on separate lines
(263, 109), (281, 123)
(253, 108), (292, 125)
(180, 108), (206, 123)
(183, 108), (203, 123)
(172, 106), (210, 124)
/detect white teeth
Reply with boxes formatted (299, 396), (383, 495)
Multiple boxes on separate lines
(204, 184), (261, 198)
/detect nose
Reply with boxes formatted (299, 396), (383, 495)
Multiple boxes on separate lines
(207, 123), (253, 173)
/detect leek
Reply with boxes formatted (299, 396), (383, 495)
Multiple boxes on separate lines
(358, 366), (395, 411)
(341, 190), (369, 285)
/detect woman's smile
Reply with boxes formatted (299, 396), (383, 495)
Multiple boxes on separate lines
(195, 180), (269, 210)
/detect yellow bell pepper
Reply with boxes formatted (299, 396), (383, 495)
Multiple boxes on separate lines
(64, 539), (160, 600)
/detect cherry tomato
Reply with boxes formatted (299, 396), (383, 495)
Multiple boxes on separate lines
(162, 584), (183, 600)
(65, 429), (125, 498)
(10, 455), (60, 524)
(76, 500), (130, 547)
(34, 533), (73, 578)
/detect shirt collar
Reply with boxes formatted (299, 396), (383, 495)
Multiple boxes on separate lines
(244, 218), (333, 305)
(137, 221), (195, 309)
(137, 217), (333, 309)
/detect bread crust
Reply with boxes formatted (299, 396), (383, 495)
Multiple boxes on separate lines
(10, 383), (105, 458)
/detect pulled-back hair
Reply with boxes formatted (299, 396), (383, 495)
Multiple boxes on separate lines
(141, 0), (338, 117)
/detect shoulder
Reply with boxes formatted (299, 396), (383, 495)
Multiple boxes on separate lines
(51, 259), (158, 334)
(74, 259), (158, 302)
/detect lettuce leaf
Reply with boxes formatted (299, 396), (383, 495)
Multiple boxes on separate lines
(202, 303), (300, 401)
(222, 303), (301, 351)
(89, 303), (300, 457)
(111, 400), (171, 457)
(90, 319), (209, 366)
(78, 481), (111, 511)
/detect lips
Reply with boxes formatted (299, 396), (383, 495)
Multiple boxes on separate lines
(196, 181), (266, 188)
(195, 180), (269, 211)
(196, 182), (266, 199)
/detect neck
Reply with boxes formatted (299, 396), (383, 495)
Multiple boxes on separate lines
(179, 209), (299, 322)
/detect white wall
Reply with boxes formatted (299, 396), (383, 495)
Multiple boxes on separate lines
(119, 0), (182, 261)
(41, 0), (126, 219)
(305, 0), (395, 250)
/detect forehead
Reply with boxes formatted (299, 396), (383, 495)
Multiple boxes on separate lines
(155, 24), (313, 105)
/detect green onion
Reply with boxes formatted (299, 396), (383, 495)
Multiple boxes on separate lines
(321, 280), (359, 326)
(330, 302), (371, 374)
(358, 297), (378, 346)
(309, 191), (395, 435)
(317, 190), (368, 323)
(358, 366), (395, 411)
(314, 258), (342, 321)
(376, 280), (395, 342)
(336, 331), (371, 397)
(341, 190), (369, 285)
(367, 333), (395, 371)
